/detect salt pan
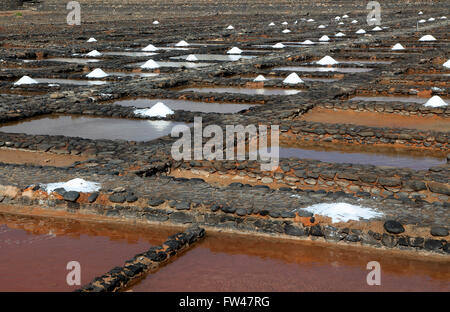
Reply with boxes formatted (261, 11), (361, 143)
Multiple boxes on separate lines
(301, 202), (383, 223)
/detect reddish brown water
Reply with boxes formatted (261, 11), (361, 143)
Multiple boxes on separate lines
(0, 213), (175, 292)
(131, 232), (450, 292)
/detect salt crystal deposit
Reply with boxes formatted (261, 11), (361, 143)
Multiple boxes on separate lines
(418, 19), (426, 23)
(301, 203), (383, 223)
(419, 35), (436, 41)
(227, 25), (234, 30)
(86, 50), (102, 57)
(175, 40), (190, 47)
(342, 14), (349, 18)
(335, 32), (345, 37)
(351, 20), (358, 24)
(86, 68), (108, 78)
(186, 54), (198, 61)
(269, 22), (275, 26)
(428, 17), (435, 21)
(134, 102), (174, 117)
(253, 75), (266, 82)
(282, 21), (288, 25)
(14, 76), (38, 85)
(443, 59), (450, 68)
(283, 73), (303, 84)
(272, 42), (286, 48)
(440, 16), (447, 19)
(301, 40), (314, 45)
(424, 96), (448, 107)
(391, 43), (405, 50)
(140, 59), (160, 69)
(356, 29), (366, 34)
(318, 25), (326, 29)
(87, 37), (97, 42)
(307, 19), (315, 22)
(372, 26), (382, 31)
(44, 178), (101, 194)
(319, 35), (330, 42)
(282, 29), (291, 33)
(153, 20), (160, 25)
(227, 47), (243, 54)
(316, 55), (338, 65)
(142, 44), (159, 52)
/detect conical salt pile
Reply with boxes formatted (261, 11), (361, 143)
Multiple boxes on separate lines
(419, 35), (436, 41)
(134, 102), (174, 117)
(140, 59), (160, 69)
(391, 43), (405, 50)
(302, 40), (314, 45)
(356, 29), (366, 34)
(86, 68), (108, 78)
(227, 47), (243, 54)
(282, 22), (288, 25)
(269, 22), (275, 26)
(319, 35), (330, 42)
(335, 32), (345, 37)
(282, 29), (291, 33)
(372, 26), (382, 31)
(428, 17), (435, 22)
(186, 54), (198, 61)
(14, 76), (38, 85)
(283, 73), (303, 84)
(318, 25), (326, 29)
(87, 37), (97, 43)
(227, 25), (234, 30)
(253, 75), (266, 82)
(351, 20), (358, 24)
(175, 40), (189, 47)
(153, 20), (160, 25)
(424, 96), (447, 107)
(142, 44), (158, 52)
(272, 43), (285, 48)
(443, 59), (450, 68)
(316, 56), (338, 65)
(86, 50), (102, 57)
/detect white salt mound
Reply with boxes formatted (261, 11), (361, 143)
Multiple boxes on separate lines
(175, 40), (189, 47)
(227, 25), (234, 30)
(424, 96), (448, 107)
(316, 55), (338, 65)
(307, 19), (314, 22)
(335, 16), (340, 20)
(319, 35), (330, 42)
(142, 44), (158, 52)
(318, 25), (326, 29)
(282, 29), (291, 33)
(272, 42), (285, 49)
(253, 75), (266, 82)
(134, 102), (174, 117)
(342, 15), (349, 19)
(302, 40), (314, 45)
(372, 26), (382, 31)
(153, 20), (160, 25)
(338, 22), (344, 25)
(391, 43), (405, 50)
(356, 29), (366, 34)
(186, 54), (198, 61)
(269, 22), (275, 26)
(44, 178), (101, 194)
(282, 22), (288, 25)
(283, 73), (303, 84)
(14, 76), (38, 85)
(428, 17), (435, 22)
(86, 68), (108, 78)
(418, 19), (426, 23)
(418, 11), (423, 15)
(302, 202), (383, 223)
(440, 16), (447, 19)
(419, 35), (436, 41)
(87, 37), (97, 43)
(141, 59), (160, 69)
(227, 47), (243, 54)
(86, 50), (102, 57)
(443, 59), (450, 68)
(351, 20), (358, 24)
(335, 32), (345, 37)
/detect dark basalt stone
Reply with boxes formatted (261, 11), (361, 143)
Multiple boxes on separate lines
(384, 220), (405, 234)
(430, 226), (449, 237)
(148, 199), (165, 206)
(109, 193), (126, 203)
(424, 239), (444, 251)
(88, 192), (99, 203)
(63, 191), (80, 202)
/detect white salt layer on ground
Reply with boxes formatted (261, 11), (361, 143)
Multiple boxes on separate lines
(86, 68), (108, 78)
(301, 202), (383, 223)
(424, 96), (448, 107)
(43, 178), (101, 194)
(134, 102), (174, 117)
(14, 76), (38, 85)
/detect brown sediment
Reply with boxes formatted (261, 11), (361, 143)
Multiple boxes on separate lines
(0, 148), (88, 167)
(298, 107), (450, 132)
